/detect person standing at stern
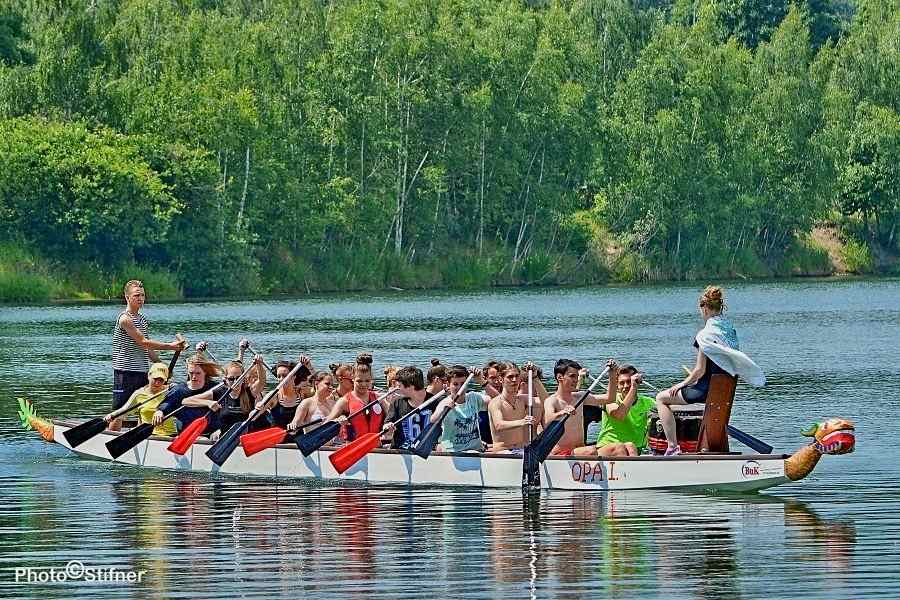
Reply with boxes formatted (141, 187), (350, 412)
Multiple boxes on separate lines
(111, 280), (187, 427)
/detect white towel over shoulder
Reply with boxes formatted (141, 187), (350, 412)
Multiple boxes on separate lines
(695, 317), (765, 387)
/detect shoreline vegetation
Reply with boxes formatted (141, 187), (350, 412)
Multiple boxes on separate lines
(1, 0), (898, 304)
(0, 227), (889, 304)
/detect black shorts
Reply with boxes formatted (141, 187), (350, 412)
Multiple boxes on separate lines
(270, 404), (298, 428)
(680, 384), (708, 404)
(113, 370), (149, 410)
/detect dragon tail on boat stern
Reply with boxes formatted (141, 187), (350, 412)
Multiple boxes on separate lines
(17, 397), (55, 442)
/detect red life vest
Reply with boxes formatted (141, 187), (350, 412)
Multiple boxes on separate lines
(345, 391), (383, 440)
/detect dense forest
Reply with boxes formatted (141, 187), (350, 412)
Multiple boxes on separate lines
(0, 0), (897, 301)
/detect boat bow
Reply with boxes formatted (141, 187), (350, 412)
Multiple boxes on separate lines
(784, 418), (856, 481)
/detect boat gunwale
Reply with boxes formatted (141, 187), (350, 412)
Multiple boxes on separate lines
(54, 418), (790, 462)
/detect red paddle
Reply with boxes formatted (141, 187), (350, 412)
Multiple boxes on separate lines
(239, 418), (324, 457)
(167, 366), (252, 455)
(329, 390), (446, 474)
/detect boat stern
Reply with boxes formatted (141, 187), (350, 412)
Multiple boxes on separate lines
(16, 398), (55, 442)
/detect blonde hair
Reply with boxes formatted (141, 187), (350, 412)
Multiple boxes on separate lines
(123, 279), (143, 295)
(186, 353), (223, 379)
(383, 365), (400, 388)
(700, 286), (725, 313)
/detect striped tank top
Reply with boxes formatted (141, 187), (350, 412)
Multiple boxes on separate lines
(112, 310), (151, 372)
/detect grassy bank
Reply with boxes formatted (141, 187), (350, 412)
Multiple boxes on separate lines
(0, 243), (182, 303)
(1, 232), (895, 304)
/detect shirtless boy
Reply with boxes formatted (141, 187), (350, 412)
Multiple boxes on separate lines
(543, 358), (617, 456)
(487, 362), (544, 452)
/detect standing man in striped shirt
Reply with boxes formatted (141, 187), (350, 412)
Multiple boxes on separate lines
(112, 280), (187, 419)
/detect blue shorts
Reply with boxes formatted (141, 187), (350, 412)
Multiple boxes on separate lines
(113, 370), (148, 410)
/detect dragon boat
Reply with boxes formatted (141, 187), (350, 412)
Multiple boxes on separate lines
(18, 398), (855, 493)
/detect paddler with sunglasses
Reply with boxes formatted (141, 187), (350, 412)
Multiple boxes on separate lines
(256, 355), (313, 432)
(179, 354), (268, 439)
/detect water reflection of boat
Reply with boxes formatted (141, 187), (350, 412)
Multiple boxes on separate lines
(516, 491), (858, 599)
(78, 475), (857, 598)
(22, 405), (856, 492)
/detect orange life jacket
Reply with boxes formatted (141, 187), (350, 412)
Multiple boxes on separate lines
(345, 391), (383, 440)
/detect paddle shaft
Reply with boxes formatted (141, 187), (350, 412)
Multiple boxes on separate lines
(294, 417), (324, 432)
(527, 369), (534, 443)
(165, 347), (183, 383)
(347, 389), (401, 423)
(108, 386), (169, 421)
(247, 345), (279, 377)
(107, 346), (182, 421)
(230, 360), (307, 430)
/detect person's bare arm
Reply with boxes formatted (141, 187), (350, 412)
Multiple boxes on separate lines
(605, 359), (618, 406)
(324, 397), (349, 422)
(289, 398), (315, 431)
(430, 397), (455, 424)
(583, 392), (610, 407)
(606, 374), (641, 420)
(543, 396), (571, 423)
(119, 315), (186, 355)
(248, 356), (267, 398)
(488, 398), (532, 432)
(666, 351), (706, 396)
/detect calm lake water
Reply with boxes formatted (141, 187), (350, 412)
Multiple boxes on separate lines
(1, 280), (899, 599)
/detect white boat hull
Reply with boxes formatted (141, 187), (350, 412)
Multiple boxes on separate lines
(53, 420), (790, 492)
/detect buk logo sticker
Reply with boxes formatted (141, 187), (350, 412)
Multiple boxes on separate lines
(742, 460), (761, 478)
(372, 404), (382, 415)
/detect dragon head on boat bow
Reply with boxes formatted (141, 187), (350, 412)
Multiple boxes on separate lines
(17, 398), (55, 442)
(784, 418), (855, 481)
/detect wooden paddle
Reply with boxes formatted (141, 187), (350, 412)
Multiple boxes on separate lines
(106, 405), (186, 459)
(522, 367), (610, 488)
(239, 418), (324, 457)
(63, 347), (183, 448)
(205, 361), (306, 466)
(295, 389), (402, 457)
(329, 390), (447, 474)
(409, 373), (475, 459)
